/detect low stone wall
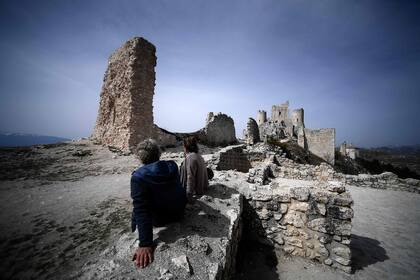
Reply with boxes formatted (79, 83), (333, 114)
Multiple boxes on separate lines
(274, 156), (337, 181)
(250, 181), (353, 273)
(343, 172), (420, 193)
(209, 145), (252, 173)
(273, 156), (420, 193)
(213, 171), (353, 273)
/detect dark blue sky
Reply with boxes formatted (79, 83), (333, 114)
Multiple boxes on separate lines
(1, 0), (419, 147)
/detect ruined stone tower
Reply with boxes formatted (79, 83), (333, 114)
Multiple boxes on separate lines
(291, 108), (304, 127)
(244, 118), (260, 145)
(92, 37), (176, 151)
(256, 110), (267, 126)
(291, 108), (304, 136)
(271, 101), (289, 123)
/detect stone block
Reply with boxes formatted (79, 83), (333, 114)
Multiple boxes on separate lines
(290, 200), (309, 212)
(290, 187), (310, 201)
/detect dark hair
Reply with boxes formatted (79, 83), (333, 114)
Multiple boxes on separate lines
(135, 139), (161, 164)
(183, 136), (199, 153)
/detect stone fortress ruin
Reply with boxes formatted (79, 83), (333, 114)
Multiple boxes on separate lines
(340, 141), (359, 160)
(245, 101), (336, 165)
(86, 37), (420, 279)
(92, 37), (236, 151)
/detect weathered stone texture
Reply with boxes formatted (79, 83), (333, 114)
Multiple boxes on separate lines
(213, 169), (354, 273)
(259, 121), (286, 142)
(252, 101), (337, 166)
(204, 113), (237, 146)
(78, 184), (243, 280)
(304, 128), (335, 165)
(271, 101), (289, 123)
(208, 145), (252, 173)
(256, 110), (267, 126)
(271, 147), (420, 193)
(93, 37), (155, 150)
(92, 37), (176, 151)
(244, 118), (260, 145)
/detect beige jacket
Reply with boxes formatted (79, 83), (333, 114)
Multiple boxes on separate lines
(180, 152), (208, 196)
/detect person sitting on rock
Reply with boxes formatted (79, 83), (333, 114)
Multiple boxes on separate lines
(180, 136), (209, 201)
(131, 139), (187, 269)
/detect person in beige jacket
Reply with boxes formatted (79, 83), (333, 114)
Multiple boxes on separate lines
(179, 136), (209, 201)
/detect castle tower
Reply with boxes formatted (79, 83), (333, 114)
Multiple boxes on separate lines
(340, 141), (347, 156)
(271, 101), (289, 123)
(256, 110), (267, 126)
(291, 108), (304, 127)
(92, 37), (157, 151)
(245, 118), (260, 145)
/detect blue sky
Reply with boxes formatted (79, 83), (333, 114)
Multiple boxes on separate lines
(0, 0), (419, 147)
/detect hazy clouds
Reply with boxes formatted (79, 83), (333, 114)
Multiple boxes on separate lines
(0, 0), (419, 147)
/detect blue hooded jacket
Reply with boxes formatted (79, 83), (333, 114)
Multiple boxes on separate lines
(131, 160), (187, 247)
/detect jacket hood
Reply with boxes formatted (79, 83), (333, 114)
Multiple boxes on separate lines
(133, 160), (179, 185)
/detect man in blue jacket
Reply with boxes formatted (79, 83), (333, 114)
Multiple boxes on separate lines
(131, 139), (187, 269)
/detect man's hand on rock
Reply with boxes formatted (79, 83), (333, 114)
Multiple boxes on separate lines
(132, 246), (154, 268)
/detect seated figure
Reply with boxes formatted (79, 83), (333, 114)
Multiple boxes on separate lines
(180, 136), (209, 201)
(131, 139), (187, 268)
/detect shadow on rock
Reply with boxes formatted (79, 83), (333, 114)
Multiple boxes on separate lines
(351, 234), (389, 272)
(208, 183), (240, 199)
(234, 199), (280, 280)
(156, 183), (237, 244)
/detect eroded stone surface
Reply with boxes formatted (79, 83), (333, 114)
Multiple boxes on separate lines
(77, 184), (243, 280)
(211, 164), (354, 273)
(204, 113), (237, 147)
(92, 37), (177, 151)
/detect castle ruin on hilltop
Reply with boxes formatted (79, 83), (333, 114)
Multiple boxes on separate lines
(92, 37), (237, 151)
(245, 101), (336, 165)
(92, 37), (336, 166)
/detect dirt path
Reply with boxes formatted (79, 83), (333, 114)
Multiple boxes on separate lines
(0, 174), (132, 279)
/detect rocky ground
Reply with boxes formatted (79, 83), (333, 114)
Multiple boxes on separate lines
(0, 140), (419, 279)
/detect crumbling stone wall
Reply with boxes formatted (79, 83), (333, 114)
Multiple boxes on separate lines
(208, 145), (252, 173)
(246, 181), (354, 273)
(204, 113), (237, 146)
(259, 121), (286, 141)
(343, 172), (420, 193)
(303, 128), (335, 165)
(244, 118), (260, 145)
(273, 155), (420, 193)
(212, 166), (354, 274)
(92, 37), (177, 151)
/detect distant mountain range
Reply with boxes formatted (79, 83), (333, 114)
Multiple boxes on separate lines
(0, 132), (71, 147)
(364, 145), (420, 156)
